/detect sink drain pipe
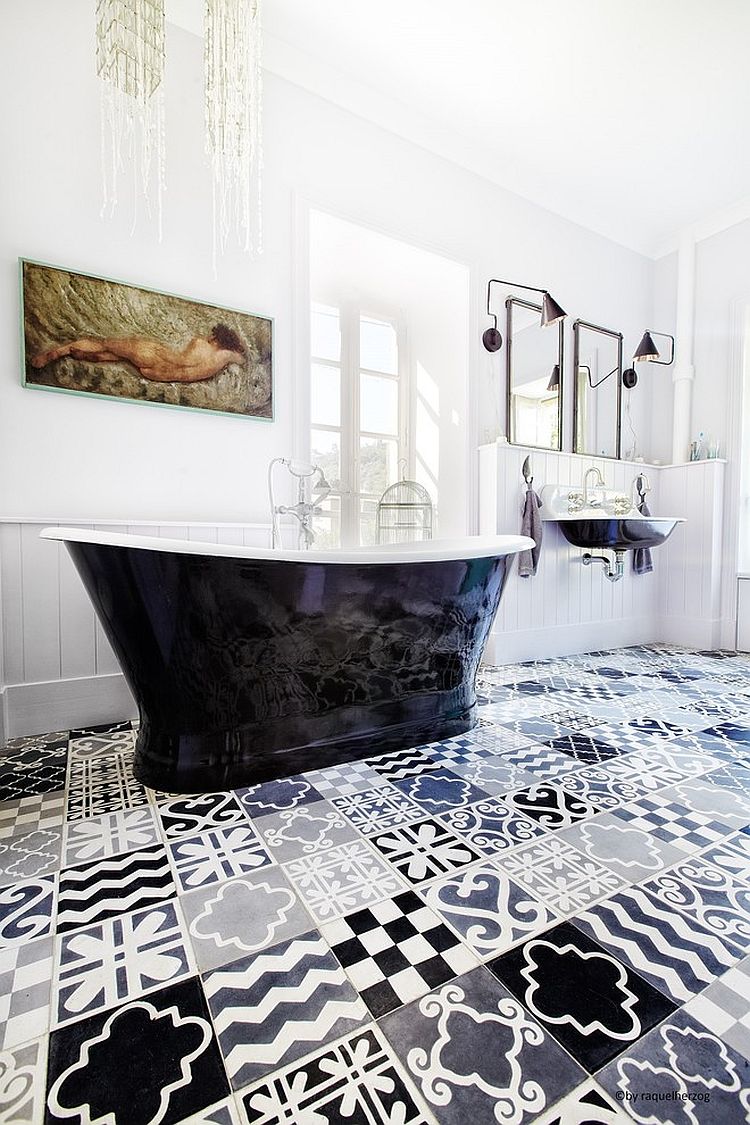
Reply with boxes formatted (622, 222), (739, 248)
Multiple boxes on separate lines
(581, 550), (625, 582)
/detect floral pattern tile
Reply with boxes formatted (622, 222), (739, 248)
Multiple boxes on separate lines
(497, 835), (627, 916)
(54, 900), (194, 1026)
(283, 839), (406, 923)
(169, 824), (271, 893)
(329, 784), (424, 836)
(370, 818), (481, 885)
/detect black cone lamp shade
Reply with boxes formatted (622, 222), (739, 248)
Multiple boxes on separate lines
(547, 364), (560, 392)
(482, 278), (567, 351)
(541, 292), (567, 327)
(633, 331), (660, 362)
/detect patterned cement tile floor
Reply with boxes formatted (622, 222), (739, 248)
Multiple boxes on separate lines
(2, 645), (750, 1123)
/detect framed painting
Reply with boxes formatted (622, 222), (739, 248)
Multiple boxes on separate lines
(20, 259), (273, 421)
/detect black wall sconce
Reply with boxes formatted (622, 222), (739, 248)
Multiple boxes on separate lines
(622, 330), (675, 389)
(482, 278), (567, 352)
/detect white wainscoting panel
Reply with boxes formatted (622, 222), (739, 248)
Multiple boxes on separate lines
(0, 520), (278, 739)
(657, 461), (726, 648)
(479, 443), (727, 663)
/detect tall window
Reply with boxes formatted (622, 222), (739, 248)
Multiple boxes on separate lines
(311, 303), (406, 546)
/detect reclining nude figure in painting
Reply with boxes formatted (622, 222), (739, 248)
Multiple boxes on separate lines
(31, 323), (246, 383)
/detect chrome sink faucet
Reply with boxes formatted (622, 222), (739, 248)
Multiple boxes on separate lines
(583, 466), (606, 508)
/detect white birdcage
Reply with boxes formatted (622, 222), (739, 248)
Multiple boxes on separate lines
(376, 469), (434, 545)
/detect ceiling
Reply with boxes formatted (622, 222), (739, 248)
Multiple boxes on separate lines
(167, 0), (750, 258)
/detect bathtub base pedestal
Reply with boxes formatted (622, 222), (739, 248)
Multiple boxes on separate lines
(133, 698), (477, 792)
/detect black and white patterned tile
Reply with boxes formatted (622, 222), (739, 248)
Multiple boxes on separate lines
(157, 792), (250, 841)
(54, 900), (194, 1027)
(320, 889), (478, 1017)
(597, 1007), (750, 1122)
(380, 966), (585, 1125)
(573, 884), (742, 1003)
(329, 784), (424, 836)
(303, 759), (389, 797)
(68, 725), (135, 760)
(557, 765), (650, 811)
(489, 919), (677, 1072)
(0, 1038), (48, 1124)
(203, 929), (368, 1089)
(239, 1025), (431, 1124)
(560, 815), (686, 884)
(169, 823), (271, 893)
(369, 818), (481, 885)
(62, 805), (160, 866)
(643, 855), (750, 950)
(46, 976), (229, 1124)
(496, 835), (627, 916)
(504, 782), (598, 830)
(497, 743), (586, 780)
(444, 754), (538, 795)
(0, 935), (53, 1048)
(181, 866), (312, 972)
(421, 862), (555, 957)
(2, 644), (750, 1123)
(393, 769), (491, 815)
(0, 791), (66, 840)
(365, 748), (443, 782)
(612, 793), (736, 853)
(65, 753), (149, 820)
(282, 838), (407, 922)
(0, 875), (56, 947)
(532, 1080), (632, 1124)
(253, 801), (360, 862)
(439, 796), (547, 855)
(0, 826), (63, 884)
(682, 957), (750, 1061)
(56, 843), (175, 934)
(236, 775), (325, 818)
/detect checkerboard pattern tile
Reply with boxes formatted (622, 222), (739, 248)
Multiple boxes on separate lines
(2, 644), (750, 1124)
(613, 795), (735, 852)
(320, 889), (477, 1016)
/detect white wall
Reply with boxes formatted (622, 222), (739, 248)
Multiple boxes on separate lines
(0, 0), (657, 530)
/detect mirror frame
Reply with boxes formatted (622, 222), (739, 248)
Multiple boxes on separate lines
(505, 297), (564, 451)
(572, 318), (624, 460)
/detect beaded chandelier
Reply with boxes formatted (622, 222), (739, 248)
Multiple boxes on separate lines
(96, 0), (263, 258)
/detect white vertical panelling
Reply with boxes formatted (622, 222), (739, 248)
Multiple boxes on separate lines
(0, 525), (24, 685)
(59, 529), (97, 680)
(657, 460), (725, 647)
(478, 443), (726, 661)
(20, 524), (61, 683)
(0, 520), (280, 692)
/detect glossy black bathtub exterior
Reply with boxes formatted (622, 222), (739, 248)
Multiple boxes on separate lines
(61, 540), (513, 791)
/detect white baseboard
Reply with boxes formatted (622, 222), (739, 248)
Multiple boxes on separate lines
(3, 673), (136, 740)
(657, 616), (724, 651)
(483, 617), (659, 665)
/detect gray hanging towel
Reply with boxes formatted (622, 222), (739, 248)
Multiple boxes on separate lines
(518, 487), (543, 577)
(633, 498), (653, 575)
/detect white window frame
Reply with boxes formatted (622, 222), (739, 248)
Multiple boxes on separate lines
(311, 301), (409, 546)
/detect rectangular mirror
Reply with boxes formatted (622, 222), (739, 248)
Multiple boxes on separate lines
(572, 319), (623, 459)
(506, 297), (563, 450)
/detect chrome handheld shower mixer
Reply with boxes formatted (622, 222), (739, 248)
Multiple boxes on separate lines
(268, 458), (332, 550)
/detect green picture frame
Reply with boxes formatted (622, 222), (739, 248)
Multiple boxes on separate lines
(20, 259), (274, 422)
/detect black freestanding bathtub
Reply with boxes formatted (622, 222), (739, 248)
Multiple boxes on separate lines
(41, 529), (531, 791)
